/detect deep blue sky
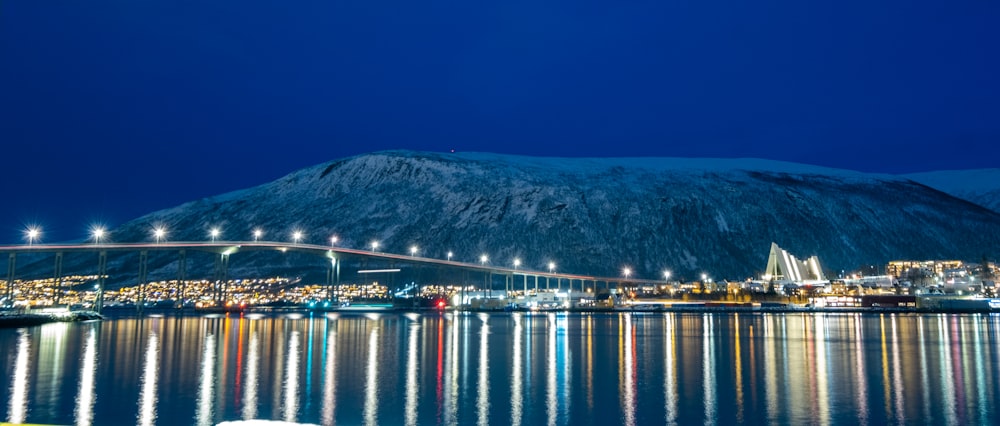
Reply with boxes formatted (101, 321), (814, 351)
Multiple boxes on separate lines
(1, 0), (998, 242)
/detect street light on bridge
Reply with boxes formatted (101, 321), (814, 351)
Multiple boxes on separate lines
(209, 227), (221, 242)
(292, 230), (304, 244)
(664, 270), (671, 281)
(480, 254), (488, 265)
(548, 262), (555, 274)
(152, 227), (166, 244)
(410, 245), (418, 257)
(447, 251), (453, 261)
(371, 241), (379, 252)
(253, 228), (263, 241)
(91, 226), (106, 244)
(330, 235), (338, 246)
(623, 267), (632, 280)
(514, 258), (521, 269)
(24, 227), (40, 245)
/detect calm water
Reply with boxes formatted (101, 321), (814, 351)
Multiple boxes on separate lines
(2, 312), (999, 425)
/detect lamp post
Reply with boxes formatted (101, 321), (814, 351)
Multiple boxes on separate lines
(253, 228), (263, 242)
(447, 251), (453, 261)
(91, 227), (106, 244)
(330, 235), (338, 246)
(153, 227), (166, 244)
(410, 246), (418, 257)
(209, 227), (221, 242)
(371, 241), (379, 252)
(548, 261), (555, 290)
(513, 258), (522, 297)
(480, 254), (489, 298)
(292, 230), (304, 244)
(624, 266), (632, 289)
(25, 227), (40, 246)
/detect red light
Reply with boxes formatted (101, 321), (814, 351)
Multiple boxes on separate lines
(437, 300), (446, 308)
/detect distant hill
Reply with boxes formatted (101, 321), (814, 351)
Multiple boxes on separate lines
(21, 151), (1000, 285)
(904, 169), (1000, 213)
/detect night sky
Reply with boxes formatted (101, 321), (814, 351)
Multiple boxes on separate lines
(1, 0), (998, 242)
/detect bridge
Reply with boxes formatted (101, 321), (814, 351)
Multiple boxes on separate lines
(0, 241), (666, 312)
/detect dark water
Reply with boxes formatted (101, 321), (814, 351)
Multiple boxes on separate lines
(2, 312), (999, 425)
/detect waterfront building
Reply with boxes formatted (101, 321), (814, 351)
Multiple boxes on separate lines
(885, 260), (964, 278)
(762, 242), (827, 285)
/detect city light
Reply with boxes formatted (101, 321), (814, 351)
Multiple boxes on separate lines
(480, 254), (488, 265)
(209, 227), (221, 242)
(548, 262), (555, 273)
(330, 235), (338, 246)
(447, 251), (453, 261)
(372, 241), (379, 252)
(514, 258), (521, 268)
(664, 270), (671, 281)
(152, 227), (166, 243)
(24, 227), (40, 245)
(292, 230), (304, 243)
(410, 246), (418, 256)
(253, 228), (263, 241)
(623, 267), (632, 280)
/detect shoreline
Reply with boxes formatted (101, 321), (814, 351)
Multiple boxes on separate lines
(3, 305), (994, 327)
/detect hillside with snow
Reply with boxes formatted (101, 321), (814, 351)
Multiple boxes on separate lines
(904, 169), (1000, 213)
(28, 151), (1000, 284)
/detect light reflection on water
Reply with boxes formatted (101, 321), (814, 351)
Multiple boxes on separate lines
(7, 329), (29, 424)
(137, 332), (158, 426)
(75, 326), (97, 426)
(1, 313), (1000, 425)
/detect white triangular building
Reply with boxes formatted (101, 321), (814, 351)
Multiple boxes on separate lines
(763, 242), (826, 283)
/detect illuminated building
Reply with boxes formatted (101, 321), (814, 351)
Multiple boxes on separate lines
(762, 242), (826, 284)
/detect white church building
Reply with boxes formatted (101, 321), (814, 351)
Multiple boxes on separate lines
(762, 242), (828, 286)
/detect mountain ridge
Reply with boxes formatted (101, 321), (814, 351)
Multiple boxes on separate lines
(18, 151), (1000, 284)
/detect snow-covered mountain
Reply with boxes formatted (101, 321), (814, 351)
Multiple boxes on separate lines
(904, 169), (1000, 213)
(29, 151), (1000, 284)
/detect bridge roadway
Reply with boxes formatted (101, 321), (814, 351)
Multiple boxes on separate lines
(0, 241), (661, 311)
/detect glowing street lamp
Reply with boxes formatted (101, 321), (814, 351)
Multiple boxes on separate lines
(292, 230), (304, 244)
(623, 267), (632, 280)
(447, 251), (453, 261)
(25, 227), (40, 245)
(410, 245), (418, 257)
(548, 262), (555, 274)
(480, 254), (489, 265)
(209, 227), (221, 242)
(91, 226), (106, 244)
(253, 228), (263, 241)
(152, 227), (166, 244)
(371, 241), (380, 252)
(330, 235), (339, 246)
(664, 270), (671, 281)
(514, 258), (521, 269)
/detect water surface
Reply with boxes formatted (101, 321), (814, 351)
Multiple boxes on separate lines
(1, 312), (998, 425)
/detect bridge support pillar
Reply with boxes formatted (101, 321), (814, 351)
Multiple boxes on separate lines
(137, 250), (148, 313)
(95, 251), (106, 313)
(177, 250), (187, 308)
(326, 257), (335, 302)
(214, 253), (230, 305)
(53, 252), (64, 305)
(5, 253), (15, 304)
(534, 275), (539, 293)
